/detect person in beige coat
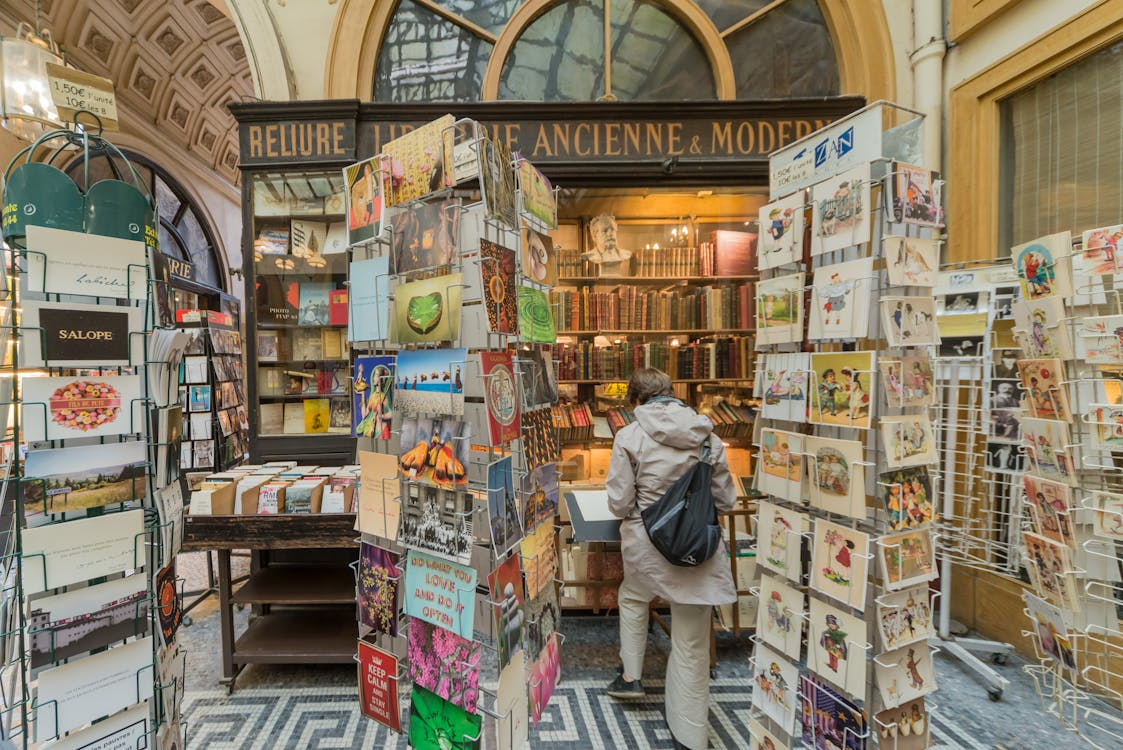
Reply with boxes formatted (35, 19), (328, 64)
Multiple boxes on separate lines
(604, 368), (738, 750)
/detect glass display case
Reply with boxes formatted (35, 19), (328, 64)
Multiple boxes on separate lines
(244, 169), (355, 463)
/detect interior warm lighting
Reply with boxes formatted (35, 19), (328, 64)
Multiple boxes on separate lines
(0, 23), (64, 140)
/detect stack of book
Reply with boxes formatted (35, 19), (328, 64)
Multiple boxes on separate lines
(605, 407), (636, 435)
(554, 283), (753, 332)
(555, 230), (756, 279)
(699, 399), (754, 438)
(557, 335), (754, 382)
(551, 402), (595, 442)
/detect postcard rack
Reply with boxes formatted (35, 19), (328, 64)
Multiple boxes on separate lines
(749, 102), (944, 747)
(344, 116), (564, 744)
(0, 118), (188, 749)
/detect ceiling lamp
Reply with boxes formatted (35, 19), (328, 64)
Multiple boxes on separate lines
(0, 12), (65, 141)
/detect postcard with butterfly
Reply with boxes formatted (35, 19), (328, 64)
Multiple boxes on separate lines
(1012, 297), (1073, 360)
(884, 236), (938, 287)
(808, 257), (874, 341)
(889, 163), (943, 227)
(811, 164), (871, 256)
(758, 192), (806, 270)
(1012, 231), (1074, 301)
(805, 435), (866, 519)
(1016, 358), (1071, 421)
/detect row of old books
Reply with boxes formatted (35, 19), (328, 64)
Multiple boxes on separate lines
(557, 336), (754, 381)
(554, 229), (756, 279)
(605, 407), (636, 435)
(699, 398), (754, 438)
(552, 402), (595, 442)
(554, 283), (753, 332)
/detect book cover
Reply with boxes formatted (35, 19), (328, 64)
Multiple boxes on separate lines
(298, 282), (331, 326)
(329, 289), (349, 326)
(712, 229), (757, 277)
(328, 397), (351, 433)
(256, 277), (299, 324)
(304, 398), (330, 433)
(358, 640), (401, 732)
(480, 351), (520, 445)
(283, 402), (304, 434)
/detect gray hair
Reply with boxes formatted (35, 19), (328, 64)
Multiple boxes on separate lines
(627, 367), (674, 405)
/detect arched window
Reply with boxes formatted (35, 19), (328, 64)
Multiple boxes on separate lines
(65, 150), (226, 290)
(373, 0), (839, 102)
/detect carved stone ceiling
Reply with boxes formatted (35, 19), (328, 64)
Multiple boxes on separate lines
(8, 0), (253, 185)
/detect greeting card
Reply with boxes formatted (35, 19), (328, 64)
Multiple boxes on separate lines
(383, 115), (455, 206)
(874, 643), (937, 709)
(517, 285), (556, 343)
(758, 192), (805, 270)
(878, 528), (937, 591)
(529, 632), (561, 725)
(756, 501), (808, 583)
(809, 351), (875, 429)
(356, 450), (401, 539)
(876, 585), (934, 651)
(1023, 592), (1077, 672)
(880, 415), (936, 469)
(878, 467), (935, 531)
(480, 351), (520, 445)
(352, 355), (395, 439)
(889, 162), (943, 226)
(358, 542), (400, 635)
(480, 239), (520, 334)
(884, 236), (938, 287)
(394, 348), (467, 416)
(760, 351), (810, 423)
(1012, 297), (1073, 360)
(1077, 314), (1123, 364)
(408, 619), (481, 712)
(805, 435), (866, 519)
(1088, 403), (1123, 453)
(874, 697), (930, 750)
(751, 644), (799, 736)
(26, 226), (146, 300)
(1021, 417), (1077, 486)
(1081, 224), (1123, 274)
(358, 640), (402, 731)
(1012, 231), (1074, 301)
(808, 257), (874, 340)
(408, 685), (482, 750)
(522, 228), (557, 286)
(811, 519), (870, 611)
(1023, 531), (1082, 611)
(757, 428), (805, 503)
(344, 156), (384, 246)
(391, 198), (460, 274)
(811, 163), (871, 255)
(488, 554), (526, 670)
(807, 597), (867, 699)
(519, 158), (557, 228)
(880, 350), (934, 409)
(881, 296), (938, 347)
(393, 274), (463, 345)
(1091, 489), (1123, 540)
(404, 551), (478, 639)
(757, 573), (804, 660)
(756, 272), (805, 345)
(799, 676), (868, 750)
(495, 651), (529, 750)
(749, 718), (791, 750)
(482, 137), (518, 227)
(348, 256), (392, 342)
(22, 376), (143, 442)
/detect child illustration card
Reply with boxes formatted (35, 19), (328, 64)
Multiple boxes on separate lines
(756, 272), (805, 345)
(874, 644), (937, 709)
(805, 435), (866, 519)
(881, 415), (936, 469)
(897, 350), (934, 408)
(1081, 224), (1123, 274)
(749, 718), (791, 750)
(751, 643), (800, 736)
(811, 519), (870, 611)
(1021, 417), (1077, 486)
(1024, 474), (1075, 548)
(391, 198), (460, 274)
(761, 352), (810, 423)
(1023, 531), (1082, 611)
(758, 192), (805, 270)
(884, 236), (938, 287)
(480, 239), (519, 335)
(878, 467), (935, 531)
(889, 162), (943, 226)
(394, 348), (467, 415)
(809, 351), (875, 429)
(1012, 231), (1074, 301)
(811, 163), (871, 255)
(757, 428), (805, 502)
(881, 296), (938, 347)
(756, 500), (809, 583)
(382, 114), (455, 206)
(1077, 315), (1123, 364)
(1088, 403), (1123, 453)
(1091, 489), (1123, 540)
(523, 227), (557, 286)
(1012, 297), (1073, 360)
(808, 257), (874, 341)
(875, 698), (930, 750)
(807, 597), (868, 699)
(1023, 592), (1077, 673)
(876, 585), (934, 651)
(757, 573), (805, 660)
(799, 676), (869, 750)
(393, 274), (463, 345)
(878, 528), (937, 591)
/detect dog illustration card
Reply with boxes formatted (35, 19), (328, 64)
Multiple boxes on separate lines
(878, 467), (935, 531)
(757, 573), (805, 661)
(1023, 474), (1075, 549)
(808, 597), (868, 699)
(812, 164), (871, 256)
(1012, 298), (1073, 360)
(759, 192), (805, 270)
(805, 435), (866, 520)
(874, 643), (937, 709)
(881, 415), (937, 469)
(756, 272), (806, 345)
(756, 501), (809, 584)
(1016, 358), (1071, 421)
(751, 644), (800, 736)
(808, 257), (874, 341)
(1020, 417), (1077, 486)
(878, 528), (937, 591)
(884, 236), (938, 287)
(881, 296), (938, 347)
(1012, 231), (1074, 301)
(811, 519), (870, 611)
(876, 585), (934, 651)
(758, 429), (806, 502)
(809, 351), (875, 430)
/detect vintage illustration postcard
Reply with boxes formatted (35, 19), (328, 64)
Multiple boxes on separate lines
(755, 501), (809, 583)
(757, 573), (805, 661)
(391, 197), (460, 274)
(480, 351), (520, 445)
(1081, 224), (1123, 274)
(1078, 314), (1123, 365)
(809, 257), (874, 341)
(878, 467), (935, 531)
(523, 228), (557, 286)
(881, 296), (938, 347)
(383, 114), (455, 206)
(1021, 417), (1077, 486)
(757, 428), (805, 502)
(1088, 403), (1123, 453)
(1012, 297), (1073, 360)
(752, 643), (800, 736)
(1023, 592), (1077, 672)
(408, 684), (482, 750)
(399, 416), (471, 490)
(1012, 231), (1074, 301)
(404, 550), (478, 639)
(488, 456), (523, 555)
(1091, 489), (1123, 540)
(1023, 530), (1082, 611)
(809, 351), (875, 429)
(812, 163), (871, 255)
(874, 643), (937, 709)
(344, 156), (383, 246)
(884, 236), (938, 287)
(887, 350), (934, 408)
(22, 441), (146, 520)
(1024, 474), (1075, 548)
(875, 697), (930, 750)
(756, 272), (805, 344)
(807, 597), (868, 699)
(394, 348), (467, 415)
(758, 192), (805, 270)
(761, 351), (810, 423)
(800, 676), (868, 750)
(876, 585), (934, 651)
(393, 274), (464, 345)
(811, 518), (871, 611)
(353, 355), (395, 439)
(358, 542), (400, 635)
(519, 158), (557, 229)
(878, 528), (938, 591)
(890, 162), (943, 226)
(480, 239), (520, 335)
(805, 435), (866, 519)
(749, 717), (791, 750)
(517, 285), (556, 343)
(881, 415), (937, 469)
(399, 482), (474, 563)
(408, 620), (480, 713)
(1016, 358), (1071, 421)
(488, 554), (526, 671)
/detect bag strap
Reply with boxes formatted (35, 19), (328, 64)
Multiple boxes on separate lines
(698, 437), (713, 465)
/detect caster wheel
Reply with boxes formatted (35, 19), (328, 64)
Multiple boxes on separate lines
(987, 688), (1003, 702)
(992, 652), (1008, 665)
(183, 615), (193, 628)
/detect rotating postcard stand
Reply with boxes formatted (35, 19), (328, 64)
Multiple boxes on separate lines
(345, 116), (563, 748)
(0, 112), (189, 749)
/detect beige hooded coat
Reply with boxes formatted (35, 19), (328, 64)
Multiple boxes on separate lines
(606, 398), (738, 606)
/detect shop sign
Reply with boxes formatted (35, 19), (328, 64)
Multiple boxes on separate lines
(45, 63), (118, 130)
(768, 105), (884, 199)
(241, 119), (355, 164)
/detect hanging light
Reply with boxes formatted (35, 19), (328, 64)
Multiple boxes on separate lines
(0, 4), (65, 141)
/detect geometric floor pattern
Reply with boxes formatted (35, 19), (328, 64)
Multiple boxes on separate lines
(183, 679), (987, 749)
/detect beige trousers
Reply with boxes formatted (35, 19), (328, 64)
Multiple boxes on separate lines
(618, 576), (713, 750)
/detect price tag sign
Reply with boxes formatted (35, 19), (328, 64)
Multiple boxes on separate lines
(44, 63), (118, 130)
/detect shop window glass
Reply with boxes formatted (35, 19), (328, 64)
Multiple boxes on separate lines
(428, 0), (524, 35)
(608, 0), (716, 101)
(693, 0), (772, 31)
(1000, 42), (1123, 249)
(726, 0), (838, 98)
(499, 0), (605, 101)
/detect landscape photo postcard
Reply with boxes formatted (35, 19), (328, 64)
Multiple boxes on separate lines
(393, 273), (464, 346)
(391, 197), (461, 274)
(408, 684), (483, 750)
(399, 481), (474, 564)
(884, 236), (938, 287)
(408, 620), (481, 713)
(352, 355), (395, 439)
(756, 272), (805, 345)
(394, 347), (468, 415)
(487, 456), (523, 555)
(382, 114), (456, 206)
(890, 162), (944, 227)
(757, 572), (805, 661)
(758, 191), (805, 270)
(517, 285), (556, 343)
(358, 542), (400, 636)
(522, 227), (557, 286)
(1012, 231), (1074, 301)
(488, 554), (526, 671)
(480, 240), (520, 335)
(805, 435), (866, 519)
(480, 351), (520, 445)
(809, 351), (875, 429)
(876, 585), (934, 651)
(811, 163), (871, 256)
(518, 158), (557, 229)
(810, 518), (871, 611)
(22, 441), (147, 520)
(344, 156), (384, 246)
(808, 257), (874, 341)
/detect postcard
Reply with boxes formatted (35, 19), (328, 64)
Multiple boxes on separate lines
(348, 256), (392, 342)
(521, 407), (560, 470)
(874, 643), (937, 709)
(390, 198), (460, 274)
(488, 457), (523, 554)
(35, 636), (154, 740)
(1077, 314), (1123, 364)
(399, 416), (471, 490)
(22, 509), (145, 595)
(1091, 489), (1123, 540)
(884, 236), (938, 287)
(496, 650), (530, 750)
(881, 296), (938, 347)
(749, 717), (790, 750)
(1012, 297), (1072, 360)
(1012, 231), (1074, 300)
(358, 640), (401, 731)
(758, 192), (805, 270)
(1021, 417), (1076, 485)
(481, 239), (520, 335)
(383, 114), (455, 206)
(344, 156), (384, 245)
(879, 467), (935, 531)
(989, 405), (1021, 445)
(1023, 592), (1077, 672)
(400, 482), (474, 563)
(352, 355), (395, 439)
(751, 643), (799, 736)
(22, 375), (143, 442)
(757, 429), (804, 503)
(22, 441), (146, 520)
(808, 257), (874, 340)
(756, 272), (805, 345)
(188, 384), (211, 412)
(404, 550), (477, 639)
(407, 618), (480, 713)
(26, 225), (146, 300)
(1017, 358), (1071, 421)
(482, 136), (518, 227)
(811, 519), (870, 611)
(811, 163), (871, 255)
(805, 435), (866, 519)
(874, 697), (929, 750)
(517, 285), (556, 343)
(156, 561), (181, 646)
(809, 351), (875, 429)
(881, 350), (934, 409)
(518, 347), (558, 410)
(890, 162), (943, 226)
(523, 583), (560, 663)
(529, 632), (561, 725)
(523, 228), (557, 286)
(38, 700), (150, 750)
(756, 501), (808, 583)
(878, 528), (937, 591)
(28, 573), (148, 669)
(521, 462), (559, 531)
(800, 676), (868, 750)
(358, 542), (400, 635)
(1088, 403), (1123, 453)
(408, 684), (482, 750)
(1081, 224), (1123, 274)
(356, 450), (401, 539)
(881, 415), (937, 469)
(394, 273), (463, 345)
(757, 573), (805, 660)
(1023, 531), (1082, 611)
(481, 351), (520, 445)
(520, 522), (558, 599)
(489, 554), (526, 670)
(760, 351), (810, 423)
(395, 348), (467, 416)
(986, 440), (1023, 473)
(19, 299), (143, 368)
(519, 158), (557, 228)
(876, 585), (934, 651)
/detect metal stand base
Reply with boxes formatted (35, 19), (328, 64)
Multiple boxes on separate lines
(934, 635), (1013, 701)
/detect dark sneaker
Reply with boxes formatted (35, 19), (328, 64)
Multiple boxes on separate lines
(605, 674), (645, 699)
